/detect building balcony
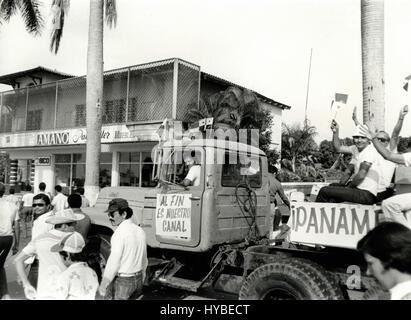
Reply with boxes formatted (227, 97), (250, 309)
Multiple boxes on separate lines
(0, 58), (200, 135)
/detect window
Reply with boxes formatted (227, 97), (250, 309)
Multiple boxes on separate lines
(26, 109), (42, 130)
(75, 104), (86, 126)
(119, 151), (156, 187)
(221, 152), (262, 188)
(103, 98), (126, 124)
(0, 114), (12, 133)
(54, 153), (112, 194)
(128, 97), (138, 122)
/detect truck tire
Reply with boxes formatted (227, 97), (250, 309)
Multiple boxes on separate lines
(238, 258), (344, 300)
(86, 234), (111, 282)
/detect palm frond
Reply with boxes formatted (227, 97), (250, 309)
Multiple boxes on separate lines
(105, 0), (117, 28)
(0, 0), (18, 21)
(18, 0), (44, 35)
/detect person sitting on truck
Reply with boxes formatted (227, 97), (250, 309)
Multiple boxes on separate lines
(330, 107), (406, 201)
(357, 222), (411, 300)
(316, 126), (383, 205)
(268, 166), (290, 229)
(180, 152), (201, 187)
(360, 119), (411, 229)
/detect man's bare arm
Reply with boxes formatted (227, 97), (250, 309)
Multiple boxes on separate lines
(390, 105), (408, 151)
(348, 162), (371, 188)
(359, 124), (406, 165)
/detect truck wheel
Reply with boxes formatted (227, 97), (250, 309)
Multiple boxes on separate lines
(239, 258), (344, 300)
(86, 234), (111, 282)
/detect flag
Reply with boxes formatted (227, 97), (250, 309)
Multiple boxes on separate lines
(403, 75), (411, 92)
(331, 93), (348, 120)
(335, 93), (348, 106)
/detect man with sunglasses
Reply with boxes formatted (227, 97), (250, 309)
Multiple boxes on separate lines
(98, 198), (148, 300)
(14, 209), (84, 299)
(21, 193), (55, 289)
(360, 118), (411, 229)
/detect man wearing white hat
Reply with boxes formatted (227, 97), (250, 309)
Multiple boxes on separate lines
(316, 124), (385, 204)
(51, 232), (99, 300)
(14, 209), (84, 300)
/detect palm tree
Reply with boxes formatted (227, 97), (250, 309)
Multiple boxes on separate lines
(50, 0), (117, 203)
(281, 122), (317, 172)
(0, 0), (44, 35)
(1, 0), (117, 204)
(187, 86), (267, 130)
(361, 0), (385, 131)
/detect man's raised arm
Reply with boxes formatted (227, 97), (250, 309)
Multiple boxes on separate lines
(390, 105), (408, 151)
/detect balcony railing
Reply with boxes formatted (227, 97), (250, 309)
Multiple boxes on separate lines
(0, 58), (200, 134)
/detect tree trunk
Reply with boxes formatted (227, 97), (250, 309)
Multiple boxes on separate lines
(291, 157), (296, 173)
(84, 0), (104, 205)
(361, 0), (385, 130)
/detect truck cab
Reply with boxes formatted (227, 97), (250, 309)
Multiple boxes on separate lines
(85, 138), (271, 250)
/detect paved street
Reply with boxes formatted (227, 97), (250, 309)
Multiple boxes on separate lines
(3, 222), (236, 300)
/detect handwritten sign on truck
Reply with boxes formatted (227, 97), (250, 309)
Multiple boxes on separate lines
(156, 194), (192, 239)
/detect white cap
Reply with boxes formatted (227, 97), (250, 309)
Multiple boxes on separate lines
(51, 232), (85, 253)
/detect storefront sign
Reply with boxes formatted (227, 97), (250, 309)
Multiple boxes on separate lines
(37, 132), (70, 145)
(0, 124), (159, 148)
(35, 157), (51, 166)
(289, 202), (378, 249)
(155, 194), (192, 239)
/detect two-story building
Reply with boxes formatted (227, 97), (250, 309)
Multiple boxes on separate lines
(0, 58), (290, 195)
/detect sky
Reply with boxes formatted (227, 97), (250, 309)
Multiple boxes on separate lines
(1, 0), (411, 143)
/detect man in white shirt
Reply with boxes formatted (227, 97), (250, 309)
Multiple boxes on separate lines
(5, 188), (20, 206)
(20, 185), (35, 238)
(361, 119), (411, 228)
(98, 198), (148, 300)
(75, 187), (90, 208)
(0, 183), (20, 300)
(180, 153), (201, 187)
(37, 182), (52, 201)
(357, 222), (411, 300)
(330, 106), (405, 196)
(25, 193), (55, 289)
(51, 185), (68, 212)
(14, 209), (84, 300)
(316, 126), (382, 204)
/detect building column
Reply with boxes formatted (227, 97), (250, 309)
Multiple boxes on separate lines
(111, 151), (119, 186)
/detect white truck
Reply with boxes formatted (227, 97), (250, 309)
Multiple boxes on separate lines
(83, 135), (388, 300)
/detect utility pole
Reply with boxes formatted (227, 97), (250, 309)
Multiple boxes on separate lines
(304, 48), (313, 128)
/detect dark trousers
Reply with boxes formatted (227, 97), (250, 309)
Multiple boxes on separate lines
(316, 186), (376, 205)
(0, 235), (13, 297)
(376, 188), (395, 203)
(105, 272), (143, 300)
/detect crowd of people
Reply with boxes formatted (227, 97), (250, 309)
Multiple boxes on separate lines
(0, 182), (147, 300)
